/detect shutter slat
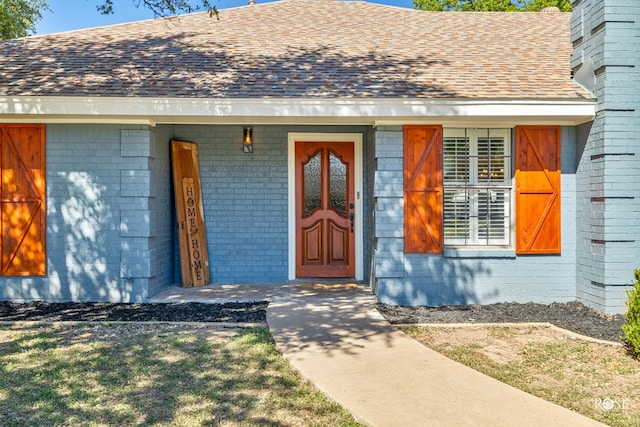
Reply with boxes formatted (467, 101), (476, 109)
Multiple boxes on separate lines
(515, 126), (561, 254)
(404, 125), (443, 254)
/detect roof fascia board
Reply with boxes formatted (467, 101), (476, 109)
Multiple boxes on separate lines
(0, 96), (596, 126)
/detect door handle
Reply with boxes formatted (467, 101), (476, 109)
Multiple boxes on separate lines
(349, 212), (355, 233)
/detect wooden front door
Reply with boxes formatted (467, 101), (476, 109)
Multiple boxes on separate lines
(295, 141), (355, 278)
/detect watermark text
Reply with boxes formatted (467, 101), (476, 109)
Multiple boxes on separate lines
(594, 397), (630, 412)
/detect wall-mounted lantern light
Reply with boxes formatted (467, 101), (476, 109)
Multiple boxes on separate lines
(243, 127), (253, 153)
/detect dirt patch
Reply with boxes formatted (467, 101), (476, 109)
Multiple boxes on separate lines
(404, 324), (640, 426)
(418, 324), (619, 364)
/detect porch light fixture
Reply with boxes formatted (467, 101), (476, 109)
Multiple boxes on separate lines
(243, 127), (253, 153)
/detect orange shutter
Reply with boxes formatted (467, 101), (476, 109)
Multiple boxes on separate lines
(515, 126), (561, 254)
(0, 125), (46, 275)
(403, 125), (443, 254)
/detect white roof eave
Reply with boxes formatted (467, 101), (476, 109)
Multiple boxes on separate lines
(0, 96), (597, 127)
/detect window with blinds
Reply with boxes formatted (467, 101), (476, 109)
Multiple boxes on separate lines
(443, 128), (511, 246)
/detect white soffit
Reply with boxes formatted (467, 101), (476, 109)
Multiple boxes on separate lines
(0, 96), (596, 126)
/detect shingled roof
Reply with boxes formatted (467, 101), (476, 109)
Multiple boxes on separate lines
(0, 0), (590, 100)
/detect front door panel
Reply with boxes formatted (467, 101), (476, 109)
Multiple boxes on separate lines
(296, 141), (355, 277)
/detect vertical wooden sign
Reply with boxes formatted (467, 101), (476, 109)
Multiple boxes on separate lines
(182, 178), (206, 286)
(171, 140), (210, 287)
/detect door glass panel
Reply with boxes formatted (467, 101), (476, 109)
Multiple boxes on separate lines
(329, 150), (347, 217)
(303, 152), (321, 217)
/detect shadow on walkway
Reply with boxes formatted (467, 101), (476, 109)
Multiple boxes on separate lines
(267, 286), (604, 427)
(152, 283), (604, 426)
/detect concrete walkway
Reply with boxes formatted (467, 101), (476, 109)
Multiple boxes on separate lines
(151, 284), (605, 427)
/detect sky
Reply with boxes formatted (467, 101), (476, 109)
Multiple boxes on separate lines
(36, 0), (415, 35)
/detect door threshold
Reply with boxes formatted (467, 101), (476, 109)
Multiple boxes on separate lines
(289, 279), (366, 290)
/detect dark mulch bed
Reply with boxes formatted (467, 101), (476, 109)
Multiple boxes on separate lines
(0, 301), (268, 324)
(0, 300), (627, 343)
(376, 301), (626, 342)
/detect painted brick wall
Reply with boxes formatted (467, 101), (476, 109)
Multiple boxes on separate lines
(0, 124), (161, 302)
(172, 125), (371, 284)
(366, 129), (378, 293)
(373, 126), (578, 307)
(572, 0), (640, 313)
(372, 127), (405, 296)
(147, 126), (174, 297)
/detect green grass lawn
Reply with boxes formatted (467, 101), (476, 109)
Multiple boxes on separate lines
(0, 323), (362, 427)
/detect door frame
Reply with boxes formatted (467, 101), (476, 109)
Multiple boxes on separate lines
(287, 133), (363, 281)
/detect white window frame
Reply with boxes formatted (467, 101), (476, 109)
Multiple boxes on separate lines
(443, 128), (512, 247)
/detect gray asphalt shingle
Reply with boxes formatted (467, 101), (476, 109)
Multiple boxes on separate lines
(0, 0), (591, 99)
